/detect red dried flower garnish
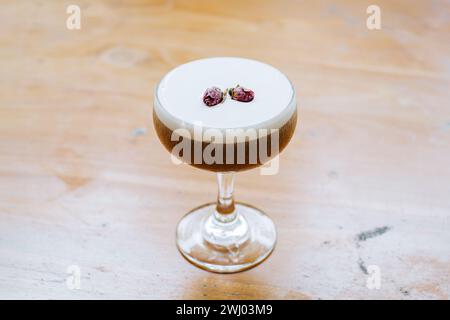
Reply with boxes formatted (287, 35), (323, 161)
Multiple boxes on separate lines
(229, 85), (254, 103)
(203, 87), (224, 107)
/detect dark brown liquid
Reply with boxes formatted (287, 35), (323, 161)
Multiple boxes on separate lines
(153, 110), (297, 172)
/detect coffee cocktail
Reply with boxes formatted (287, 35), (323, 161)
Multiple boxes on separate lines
(153, 57), (297, 273)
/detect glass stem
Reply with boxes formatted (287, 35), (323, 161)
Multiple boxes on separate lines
(215, 172), (236, 223)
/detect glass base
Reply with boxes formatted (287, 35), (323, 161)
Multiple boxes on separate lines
(176, 202), (277, 273)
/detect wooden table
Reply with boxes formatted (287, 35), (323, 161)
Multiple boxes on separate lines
(1, 0), (449, 299)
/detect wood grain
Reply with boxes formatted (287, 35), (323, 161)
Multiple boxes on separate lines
(0, 0), (449, 299)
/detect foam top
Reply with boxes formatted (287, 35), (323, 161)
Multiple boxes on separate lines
(154, 57), (296, 135)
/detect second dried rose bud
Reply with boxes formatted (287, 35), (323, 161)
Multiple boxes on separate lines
(229, 85), (255, 103)
(203, 86), (225, 107)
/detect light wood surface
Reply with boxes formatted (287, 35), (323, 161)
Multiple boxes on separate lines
(1, 0), (449, 299)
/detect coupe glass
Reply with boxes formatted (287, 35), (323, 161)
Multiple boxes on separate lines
(153, 58), (297, 273)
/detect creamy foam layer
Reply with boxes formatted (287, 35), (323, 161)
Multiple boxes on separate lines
(154, 57), (296, 137)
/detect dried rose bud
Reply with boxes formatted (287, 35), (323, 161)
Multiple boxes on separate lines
(229, 85), (255, 102)
(203, 86), (224, 107)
